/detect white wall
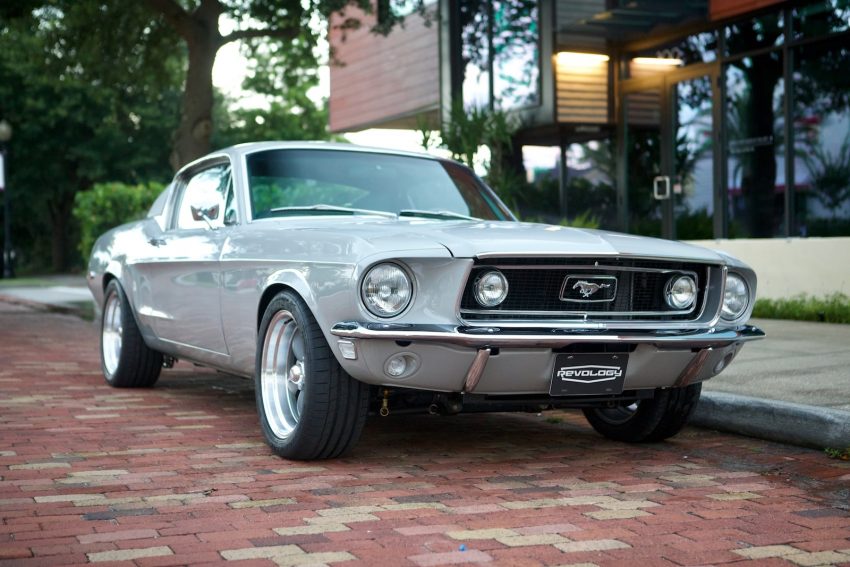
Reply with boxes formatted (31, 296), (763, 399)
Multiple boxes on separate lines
(686, 237), (850, 300)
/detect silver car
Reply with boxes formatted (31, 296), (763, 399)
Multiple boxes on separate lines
(87, 142), (764, 460)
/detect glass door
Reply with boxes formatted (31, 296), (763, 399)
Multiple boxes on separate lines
(619, 63), (719, 240)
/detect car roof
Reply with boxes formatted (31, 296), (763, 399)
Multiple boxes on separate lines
(177, 141), (442, 176)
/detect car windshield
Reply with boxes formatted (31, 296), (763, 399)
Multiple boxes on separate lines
(245, 149), (512, 221)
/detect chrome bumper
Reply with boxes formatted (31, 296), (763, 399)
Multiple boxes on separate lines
(330, 322), (765, 349)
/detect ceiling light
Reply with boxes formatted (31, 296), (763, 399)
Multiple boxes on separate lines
(632, 57), (684, 67)
(556, 52), (610, 67)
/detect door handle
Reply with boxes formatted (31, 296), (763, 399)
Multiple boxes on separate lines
(653, 176), (671, 200)
(148, 237), (166, 247)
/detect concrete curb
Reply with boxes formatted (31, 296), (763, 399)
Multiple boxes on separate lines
(693, 391), (850, 450)
(0, 292), (93, 320)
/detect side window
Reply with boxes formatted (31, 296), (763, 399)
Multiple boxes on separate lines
(175, 164), (233, 229)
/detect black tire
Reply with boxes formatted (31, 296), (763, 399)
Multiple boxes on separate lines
(582, 383), (702, 443)
(100, 280), (162, 388)
(254, 290), (369, 460)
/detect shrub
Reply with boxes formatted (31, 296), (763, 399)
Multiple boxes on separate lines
(73, 181), (164, 258)
(562, 210), (601, 229)
(752, 293), (850, 324)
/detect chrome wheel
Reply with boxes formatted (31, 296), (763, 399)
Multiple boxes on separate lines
(102, 291), (123, 376)
(260, 310), (306, 439)
(591, 402), (639, 426)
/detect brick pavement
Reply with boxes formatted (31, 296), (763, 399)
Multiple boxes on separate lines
(1, 299), (849, 566)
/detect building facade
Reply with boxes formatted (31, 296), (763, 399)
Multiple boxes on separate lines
(329, 0), (850, 245)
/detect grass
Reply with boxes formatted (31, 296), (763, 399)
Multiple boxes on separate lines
(825, 447), (850, 460)
(0, 277), (55, 288)
(752, 293), (850, 324)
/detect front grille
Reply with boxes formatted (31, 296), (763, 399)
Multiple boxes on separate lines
(460, 257), (715, 322)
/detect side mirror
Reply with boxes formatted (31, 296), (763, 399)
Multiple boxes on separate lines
(190, 203), (220, 229)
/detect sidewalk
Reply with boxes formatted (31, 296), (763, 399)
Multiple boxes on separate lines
(0, 274), (93, 316)
(0, 281), (848, 450)
(694, 317), (850, 450)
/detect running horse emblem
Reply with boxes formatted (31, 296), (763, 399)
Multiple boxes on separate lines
(573, 280), (612, 298)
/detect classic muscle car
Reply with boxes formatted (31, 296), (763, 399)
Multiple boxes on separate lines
(87, 142), (764, 460)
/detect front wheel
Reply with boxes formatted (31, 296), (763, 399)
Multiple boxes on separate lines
(582, 383), (702, 443)
(255, 290), (369, 460)
(100, 280), (162, 388)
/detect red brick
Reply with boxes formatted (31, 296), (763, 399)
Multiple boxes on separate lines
(1, 300), (849, 567)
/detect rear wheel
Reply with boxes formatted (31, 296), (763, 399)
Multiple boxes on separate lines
(582, 383), (702, 442)
(100, 280), (162, 388)
(255, 290), (369, 460)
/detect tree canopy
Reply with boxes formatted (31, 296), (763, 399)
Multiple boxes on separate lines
(0, 3), (181, 271)
(0, 0), (394, 271)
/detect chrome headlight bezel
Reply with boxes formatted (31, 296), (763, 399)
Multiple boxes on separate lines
(473, 270), (509, 307)
(721, 272), (750, 321)
(665, 274), (697, 310)
(360, 262), (414, 318)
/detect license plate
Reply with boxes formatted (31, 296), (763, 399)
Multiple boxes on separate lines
(549, 353), (628, 396)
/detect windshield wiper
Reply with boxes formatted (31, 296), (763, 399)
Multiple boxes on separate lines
(268, 205), (396, 218)
(398, 209), (479, 221)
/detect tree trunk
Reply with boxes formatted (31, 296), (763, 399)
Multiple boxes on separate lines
(49, 194), (75, 272)
(171, 40), (217, 170)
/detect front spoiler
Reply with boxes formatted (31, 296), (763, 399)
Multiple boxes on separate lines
(330, 322), (765, 349)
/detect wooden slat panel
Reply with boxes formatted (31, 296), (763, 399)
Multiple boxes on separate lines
(625, 91), (661, 127)
(328, 5), (439, 132)
(557, 0), (605, 27)
(555, 57), (608, 124)
(556, 0), (606, 49)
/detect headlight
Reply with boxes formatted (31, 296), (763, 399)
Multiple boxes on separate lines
(361, 263), (413, 317)
(665, 275), (697, 310)
(474, 270), (509, 307)
(722, 273), (749, 320)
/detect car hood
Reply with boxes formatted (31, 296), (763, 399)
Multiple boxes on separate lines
(304, 218), (726, 264)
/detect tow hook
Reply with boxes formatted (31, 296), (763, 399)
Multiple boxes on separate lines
(380, 389), (390, 417)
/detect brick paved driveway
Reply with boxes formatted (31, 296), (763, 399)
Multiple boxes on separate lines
(1, 299), (849, 566)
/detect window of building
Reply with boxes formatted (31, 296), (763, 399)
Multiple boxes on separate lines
(792, 35), (850, 236)
(724, 12), (785, 56)
(793, 0), (850, 39)
(460, 0), (540, 110)
(725, 52), (785, 237)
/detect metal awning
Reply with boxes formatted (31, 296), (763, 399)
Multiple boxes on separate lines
(560, 0), (709, 41)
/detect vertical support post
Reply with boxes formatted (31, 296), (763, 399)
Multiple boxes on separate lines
(717, 33), (729, 239)
(661, 79), (675, 240)
(783, 7), (795, 237)
(486, 0), (495, 111)
(559, 138), (568, 221)
(440, 0), (464, 127)
(615, 58), (629, 233)
(1, 146), (12, 278)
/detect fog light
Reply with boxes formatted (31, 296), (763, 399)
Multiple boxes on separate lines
(714, 352), (735, 375)
(385, 355), (408, 377)
(474, 270), (509, 307)
(665, 275), (697, 310)
(383, 353), (420, 379)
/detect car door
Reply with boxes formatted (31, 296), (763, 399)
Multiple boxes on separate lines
(143, 159), (236, 356)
